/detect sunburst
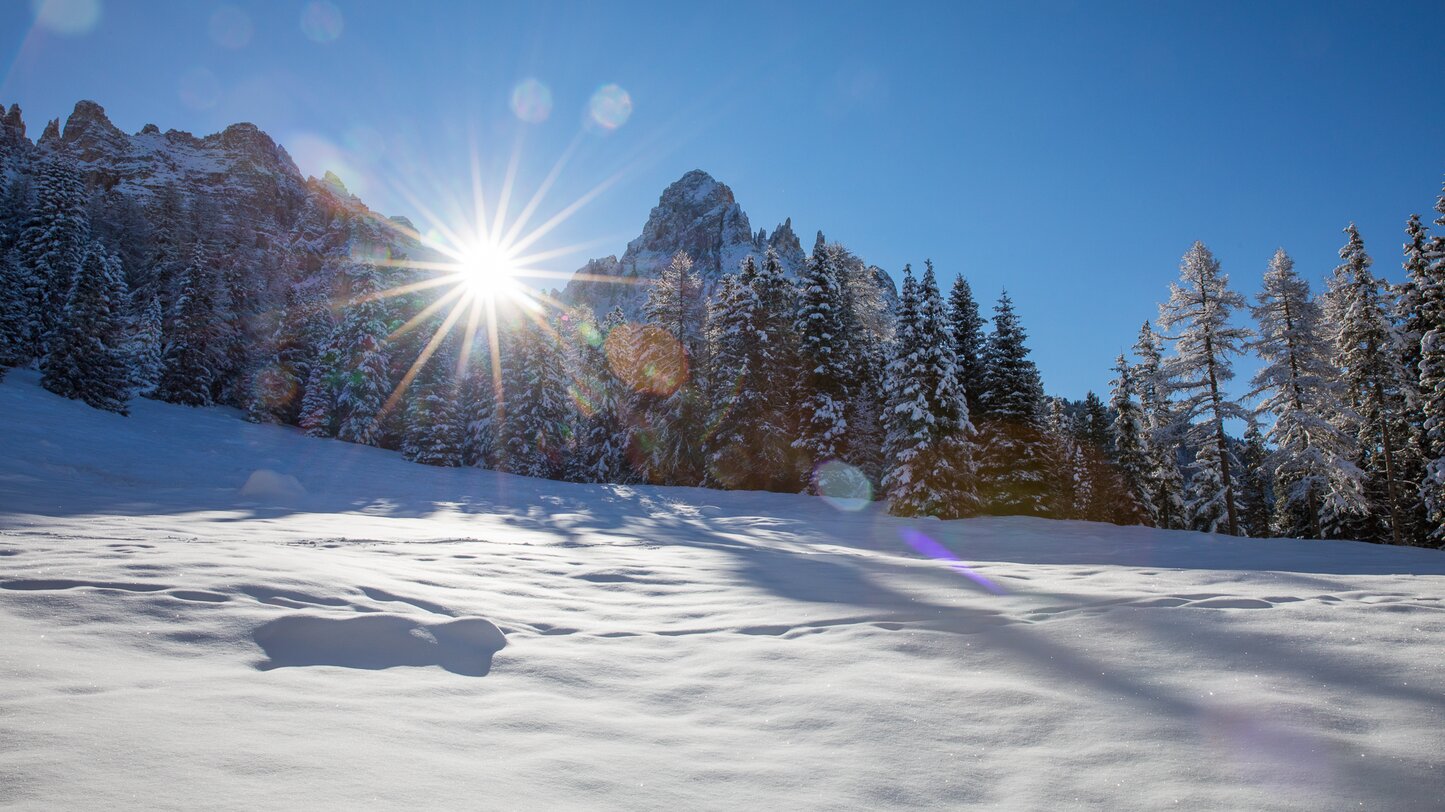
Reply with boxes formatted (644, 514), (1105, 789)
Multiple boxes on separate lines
(361, 140), (650, 422)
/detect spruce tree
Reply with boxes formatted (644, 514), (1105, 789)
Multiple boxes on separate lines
(1325, 224), (1414, 544)
(1248, 248), (1365, 538)
(977, 290), (1049, 515)
(570, 311), (628, 483)
(882, 263), (978, 518)
(948, 275), (986, 415)
(792, 242), (852, 490)
(1237, 423), (1273, 537)
(0, 248), (27, 377)
(495, 316), (572, 479)
(1109, 355), (1154, 524)
(130, 293), (164, 396)
(402, 340), (464, 466)
(40, 241), (131, 414)
(706, 251), (802, 491)
(1416, 193), (1445, 542)
(17, 154), (89, 357)
(155, 243), (217, 406)
(333, 261), (392, 446)
(1134, 322), (1187, 529)
(1157, 241), (1251, 535)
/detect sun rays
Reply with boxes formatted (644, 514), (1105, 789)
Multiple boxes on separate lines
(355, 138), (649, 424)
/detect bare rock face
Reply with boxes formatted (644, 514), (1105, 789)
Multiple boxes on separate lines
(560, 169), (811, 319)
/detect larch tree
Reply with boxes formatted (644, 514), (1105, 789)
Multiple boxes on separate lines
(1248, 248), (1365, 538)
(1157, 241), (1251, 536)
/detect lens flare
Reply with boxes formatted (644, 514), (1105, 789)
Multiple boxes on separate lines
(30, 0), (101, 35)
(457, 240), (519, 299)
(511, 79), (553, 124)
(899, 528), (1006, 594)
(605, 323), (687, 396)
(588, 84), (633, 131)
(815, 461), (872, 511)
(300, 1), (344, 43)
(208, 5), (252, 49)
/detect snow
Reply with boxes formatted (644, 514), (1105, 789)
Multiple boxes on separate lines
(1, 368), (1443, 809)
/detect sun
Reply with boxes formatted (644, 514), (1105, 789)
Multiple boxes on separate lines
(457, 239), (519, 299)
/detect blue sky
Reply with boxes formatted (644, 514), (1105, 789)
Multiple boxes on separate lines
(3, 0), (1443, 400)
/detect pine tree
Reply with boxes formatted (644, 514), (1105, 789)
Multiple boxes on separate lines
(129, 293), (164, 396)
(402, 340), (464, 467)
(16, 154), (89, 357)
(39, 241), (131, 414)
(882, 263), (979, 518)
(1248, 248), (1365, 538)
(1325, 224), (1414, 545)
(792, 242), (853, 490)
(977, 290), (1049, 515)
(155, 243), (217, 406)
(333, 262), (392, 446)
(1109, 355), (1154, 524)
(1158, 241), (1251, 535)
(1043, 398), (1082, 519)
(947, 275), (986, 415)
(1134, 322), (1187, 529)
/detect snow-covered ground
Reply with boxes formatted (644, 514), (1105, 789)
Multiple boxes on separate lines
(1, 369), (1442, 810)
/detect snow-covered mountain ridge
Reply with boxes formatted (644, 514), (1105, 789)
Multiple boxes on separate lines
(1, 368), (1442, 809)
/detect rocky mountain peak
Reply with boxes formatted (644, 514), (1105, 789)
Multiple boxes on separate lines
(61, 100), (128, 163)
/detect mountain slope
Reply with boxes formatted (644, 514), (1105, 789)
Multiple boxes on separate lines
(2, 370), (1442, 810)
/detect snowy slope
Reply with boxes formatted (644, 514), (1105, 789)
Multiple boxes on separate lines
(1, 369), (1443, 810)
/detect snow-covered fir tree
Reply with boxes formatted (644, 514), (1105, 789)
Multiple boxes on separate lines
(1157, 241), (1251, 535)
(792, 241), (853, 491)
(1133, 321), (1187, 529)
(0, 248), (28, 376)
(155, 243), (218, 406)
(977, 290), (1049, 515)
(247, 278), (332, 424)
(129, 293), (164, 397)
(459, 344), (497, 469)
(402, 339), (464, 467)
(494, 315), (572, 479)
(1237, 423), (1273, 537)
(706, 250), (801, 491)
(569, 311), (628, 484)
(1325, 224), (1416, 545)
(1417, 190), (1445, 541)
(1109, 354), (1154, 524)
(16, 153), (89, 357)
(1248, 248), (1365, 538)
(39, 241), (131, 414)
(331, 261), (392, 446)
(881, 263), (978, 518)
(834, 246), (891, 483)
(947, 274), (986, 415)
(1043, 398), (1083, 519)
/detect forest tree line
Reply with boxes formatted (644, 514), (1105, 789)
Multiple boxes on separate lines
(2, 152), (1444, 546)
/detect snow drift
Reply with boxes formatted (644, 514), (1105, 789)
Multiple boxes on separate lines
(1, 369), (1442, 809)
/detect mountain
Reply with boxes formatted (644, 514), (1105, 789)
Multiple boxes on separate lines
(559, 169), (811, 318)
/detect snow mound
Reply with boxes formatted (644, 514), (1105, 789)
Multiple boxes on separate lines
(238, 468), (306, 504)
(254, 613), (505, 676)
